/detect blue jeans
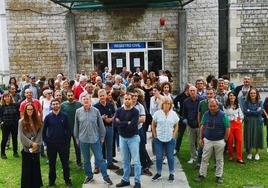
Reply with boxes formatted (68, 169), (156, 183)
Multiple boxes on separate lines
(95, 126), (114, 166)
(80, 141), (108, 179)
(119, 135), (141, 183)
(154, 138), (176, 174)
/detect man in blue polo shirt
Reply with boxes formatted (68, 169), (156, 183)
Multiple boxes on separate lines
(43, 99), (72, 187)
(196, 99), (230, 184)
(94, 89), (119, 170)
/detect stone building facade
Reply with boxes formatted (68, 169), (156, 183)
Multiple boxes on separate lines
(229, 0), (268, 90)
(2, 0), (268, 91)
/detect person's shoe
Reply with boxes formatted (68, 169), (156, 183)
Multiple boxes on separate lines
(247, 153), (252, 160)
(1, 154), (7, 159)
(94, 167), (100, 174)
(216, 176), (223, 184)
(195, 175), (205, 182)
(142, 168), (153, 176)
(148, 160), (154, 168)
(5, 145), (10, 150)
(104, 176), (113, 185)
(255, 154), (260, 161)
(83, 176), (93, 184)
(236, 160), (245, 164)
(133, 182), (141, 188)
(13, 153), (19, 158)
(65, 179), (72, 187)
(113, 158), (118, 163)
(116, 180), (130, 187)
(187, 158), (195, 164)
(196, 163), (201, 170)
(163, 157), (167, 164)
(168, 174), (174, 182)
(107, 163), (120, 170)
(77, 163), (83, 169)
(48, 182), (56, 186)
(152, 173), (161, 181)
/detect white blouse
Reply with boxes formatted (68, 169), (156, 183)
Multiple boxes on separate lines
(223, 106), (244, 121)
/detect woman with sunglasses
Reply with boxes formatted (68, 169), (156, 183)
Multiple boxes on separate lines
(18, 102), (43, 188)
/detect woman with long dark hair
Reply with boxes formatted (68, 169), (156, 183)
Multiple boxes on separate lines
(243, 88), (264, 161)
(9, 76), (19, 92)
(18, 102), (43, 188)
(0, 91), (19, 159)
(224, 91), (244, 164)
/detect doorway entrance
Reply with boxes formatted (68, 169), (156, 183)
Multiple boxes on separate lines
(92, 41), (163, 75)
(109, 50), (145, 74)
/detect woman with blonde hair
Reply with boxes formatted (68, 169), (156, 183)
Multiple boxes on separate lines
(151, 96), (179, 182)
(18, 102), (43, 187)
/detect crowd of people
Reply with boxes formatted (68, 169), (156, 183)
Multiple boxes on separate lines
(0, 67), (268, 187)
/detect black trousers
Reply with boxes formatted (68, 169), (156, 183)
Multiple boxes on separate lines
(21, 150), (43, 188)
(139, 127), (152, 169)
(175, 119), (186, 153)
(47, 143), (70, 183)
(1, 122), (18, 155)
(68, 134), (81, 165)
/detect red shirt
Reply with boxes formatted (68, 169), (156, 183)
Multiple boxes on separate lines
(74, 84), (84, 100)
(19, 99), (42, 113)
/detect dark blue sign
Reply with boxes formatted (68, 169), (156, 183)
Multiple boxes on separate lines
(110, 42), (145, 49)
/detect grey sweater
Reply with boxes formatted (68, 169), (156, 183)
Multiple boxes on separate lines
(18, 119), (43, 153)
(74, 106), (106, 144)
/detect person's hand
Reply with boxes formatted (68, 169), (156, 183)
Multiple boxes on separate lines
(199, 138), (204, 148)
(115, 118), (120, 123)
(101, 114), (106, 120)
(100, 139), (104, 144)
(31, 142), (38, 152)
(76, 139), (80, 147)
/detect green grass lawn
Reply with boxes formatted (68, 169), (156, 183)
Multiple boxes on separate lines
(179, 126), (268, 188)
(0, 139), (84, 188)
(0, 128), (268, 188)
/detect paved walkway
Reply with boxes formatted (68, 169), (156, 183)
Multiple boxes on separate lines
(83, 134), (190, 188)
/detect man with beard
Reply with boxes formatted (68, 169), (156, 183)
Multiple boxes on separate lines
(61, 90), (82, 168)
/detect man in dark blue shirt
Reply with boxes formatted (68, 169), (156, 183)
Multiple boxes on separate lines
(94, 89), (119, 170)
(114, 93), (141, 188)
(183, 86), (204, 164)
(43, 99), (72, 187)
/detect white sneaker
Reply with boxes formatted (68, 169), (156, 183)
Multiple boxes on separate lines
(187, 158), (195, 164)
(247, 154), (252, 160)
(255, 154), (260, 161)
(163, 157), (167, 164)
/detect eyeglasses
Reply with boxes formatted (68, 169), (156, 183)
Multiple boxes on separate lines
(67, 95), (74, 97)
(26, 109), (34, 111)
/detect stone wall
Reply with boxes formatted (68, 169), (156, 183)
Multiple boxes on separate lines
(5, 0), (67, 80)
(75, 8), (180, 89)
(185, 0), (219, 84)
(229, 0), (268, 90)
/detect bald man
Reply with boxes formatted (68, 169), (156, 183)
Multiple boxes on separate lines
(196, 99), (230, 184)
